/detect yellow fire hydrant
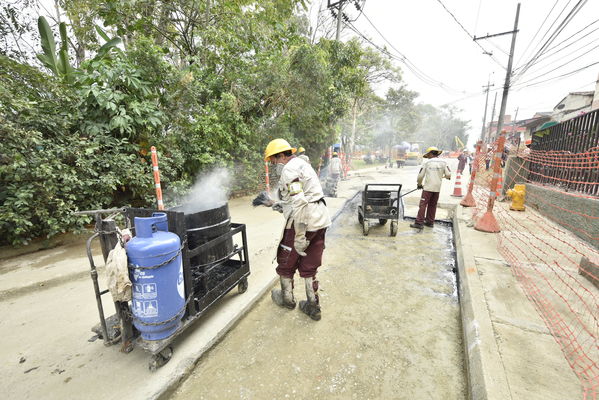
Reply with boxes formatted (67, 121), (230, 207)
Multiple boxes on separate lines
(506, 184), (526, 211)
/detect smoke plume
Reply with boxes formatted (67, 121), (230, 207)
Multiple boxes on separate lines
(179, 168), (231, 213)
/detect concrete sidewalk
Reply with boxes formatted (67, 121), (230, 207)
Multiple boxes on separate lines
(0, 162), (583, 399)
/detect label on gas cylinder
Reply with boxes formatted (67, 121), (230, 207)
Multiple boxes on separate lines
(133, 299), (159, 317)
(133, 283), (157, 299)
(176, 259), (184, 299)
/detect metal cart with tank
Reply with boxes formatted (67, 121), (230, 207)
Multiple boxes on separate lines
(357, 183), (404, 237)
(78, 204), (250, 371)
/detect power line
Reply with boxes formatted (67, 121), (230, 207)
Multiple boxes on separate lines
(351, 13), (467, 94)
(523, 37), (599, 77)
(513, 18), (599, 75)
(433, 0), (505, 69)
(473, 0), (483, 34)
(514, 0), (588, 82)
(526, 22), (599, 71)
(543, 18), (599, 54)
(513, 59), (599, 90)
(515, 0), (564, 66)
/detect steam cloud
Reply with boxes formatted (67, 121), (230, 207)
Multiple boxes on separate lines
(179, 168), (231, 214)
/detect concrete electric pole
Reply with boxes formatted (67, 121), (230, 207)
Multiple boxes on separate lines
(488, 92), (498, 142)
(327, 0), (347, 41)
(480, 78), (494, 142)
(474, 2), (521, 141)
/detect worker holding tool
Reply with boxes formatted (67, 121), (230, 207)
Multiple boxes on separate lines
(262, 138), (331, 321)
(410, 146), (451, 230)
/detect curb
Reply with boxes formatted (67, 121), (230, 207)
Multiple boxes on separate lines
(452, 206), (511, 400)
(153, 272), (279, 400)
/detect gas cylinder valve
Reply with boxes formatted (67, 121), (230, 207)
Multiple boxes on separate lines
(506, 184), (526, 211)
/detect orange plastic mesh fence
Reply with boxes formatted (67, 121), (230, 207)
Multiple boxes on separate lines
(470, 139), (599, 398)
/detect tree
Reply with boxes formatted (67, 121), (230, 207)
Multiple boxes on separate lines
(413, 104), (470, 151)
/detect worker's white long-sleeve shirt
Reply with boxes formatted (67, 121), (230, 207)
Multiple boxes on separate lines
(277, 157), (331, 231)
(329, 157), (342, 174)
(417, 158), (451, 192)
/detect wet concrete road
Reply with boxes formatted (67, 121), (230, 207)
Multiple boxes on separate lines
(170, 195), (466, 400)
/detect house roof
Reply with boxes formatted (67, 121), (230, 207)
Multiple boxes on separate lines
(554, 91), (595, 110)
(517, 115), (551, 129)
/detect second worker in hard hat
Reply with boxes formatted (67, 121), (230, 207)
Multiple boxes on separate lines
(297, 146), (310, 163)
(325, 152), (342, 197)
(410, 146), (451, 229)
(264, 138), (331, 321)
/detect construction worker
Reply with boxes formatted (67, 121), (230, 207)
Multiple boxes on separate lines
(457, 149), (467, 174)
(325, 152), (342, 196)
(297, 146), (310, 163)
(263, 139), (331, 321)
(410, 147), (451, 229)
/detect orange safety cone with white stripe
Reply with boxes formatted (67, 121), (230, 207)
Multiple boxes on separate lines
(451, 172), (463, 197)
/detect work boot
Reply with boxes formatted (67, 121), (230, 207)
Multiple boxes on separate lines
(410, 222), (424, 229)
(424, 222), (434, 227)
(299, 277), (321, 321)
(271, 277), (296, 310)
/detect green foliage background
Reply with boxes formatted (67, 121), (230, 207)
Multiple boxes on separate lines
(0, 0), (469, 245)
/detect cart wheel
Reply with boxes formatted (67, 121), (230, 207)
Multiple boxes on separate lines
(379, 219), (387, 226)
(362, 219), (369, 236)
(390, 220), (398, 237)
(238, 277), (248, 294)
(149, 346), (173, 372)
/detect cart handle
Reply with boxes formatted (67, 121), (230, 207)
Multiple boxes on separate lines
(399, 188), (420, 198)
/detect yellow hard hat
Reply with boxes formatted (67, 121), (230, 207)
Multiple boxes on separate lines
(264, 139), (296, 161)
(332, 152), (338, 156)
(425, 146), (442, 155)
(298, 147), (306, 153)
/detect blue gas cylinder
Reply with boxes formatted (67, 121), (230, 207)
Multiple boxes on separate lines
(127, 212), (185, 341)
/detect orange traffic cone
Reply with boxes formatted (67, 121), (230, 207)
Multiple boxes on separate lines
(451, 172), (463, 197)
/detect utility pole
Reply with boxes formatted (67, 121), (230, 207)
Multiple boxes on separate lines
(488, 92), (498, 142)
(512, 106), (519, 138)
(480, 78), (494, 142)
(327, 0), (347, 41)
(475, 3), (521, 140)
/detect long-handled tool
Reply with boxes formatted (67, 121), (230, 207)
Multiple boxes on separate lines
(399, 187), (421, 198)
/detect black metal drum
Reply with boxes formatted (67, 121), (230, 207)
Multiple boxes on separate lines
(178, 203), (234, 268)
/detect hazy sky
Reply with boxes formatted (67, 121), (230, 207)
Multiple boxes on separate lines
(310, 0), (599, 147)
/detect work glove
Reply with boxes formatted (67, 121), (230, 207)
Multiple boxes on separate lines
(272, 202), (284, 213)
(417, 184), (423, 189)
(294, 235), (309, 257)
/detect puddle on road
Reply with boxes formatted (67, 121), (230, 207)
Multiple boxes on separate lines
(171, 195), (465, 400)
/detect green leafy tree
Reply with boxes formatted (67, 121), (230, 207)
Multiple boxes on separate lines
(414, 104), (470, 151)
(0, 56), (152, 245)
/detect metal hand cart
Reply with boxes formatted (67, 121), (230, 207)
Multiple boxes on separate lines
(357, 184), (404, 237)
(78, 205), (250, 371)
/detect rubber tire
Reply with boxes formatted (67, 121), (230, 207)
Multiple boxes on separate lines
(362, 219), (369, 236)
(379, 219), (387, 225)
(390, 220), (398, 237)
(149, 346), (173, 372)
(238, 277), (248, 294)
